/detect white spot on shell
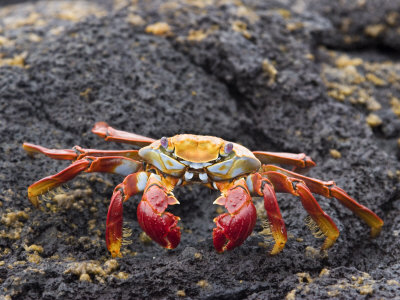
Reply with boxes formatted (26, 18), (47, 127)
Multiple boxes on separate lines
(199, 173), (208, 182)
(184, 172), (194, 181)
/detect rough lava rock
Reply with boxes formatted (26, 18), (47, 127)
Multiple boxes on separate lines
(0, 0), (399, 299)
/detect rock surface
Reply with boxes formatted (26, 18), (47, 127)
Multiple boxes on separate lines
(0, 0), (399, 299)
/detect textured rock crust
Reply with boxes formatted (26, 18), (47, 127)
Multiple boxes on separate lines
(0, 0), (399, 299)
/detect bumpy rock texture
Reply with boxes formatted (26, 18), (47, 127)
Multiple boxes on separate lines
(1, 0), (400, 299)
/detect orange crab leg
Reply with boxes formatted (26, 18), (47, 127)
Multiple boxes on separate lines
(23, 142), (141, 160)
(27, 156), (143, 207)
(253, 151), (316, 172)
(136, 174), (181, 250)
(263, 165), (384, 237)
(247, 173), (287, 254)
(23, 143), (77, 160)
(106, 171), (150, 257)
(213, 178), (257, 252)
(92, 122), (156, 147)
(265, 170), (339, 249)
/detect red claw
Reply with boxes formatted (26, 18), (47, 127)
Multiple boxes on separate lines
(106, 189), (124, 257)
(137, 176), (181, 249)
(213, 179), (257, 252)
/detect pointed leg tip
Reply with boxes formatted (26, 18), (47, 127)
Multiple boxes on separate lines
(320, 236), (338, 251)
(28, 192), (39, 208)
(269, 242), (285, 255)
(370, 226), (382, 238)
(110, 249), (122, 258)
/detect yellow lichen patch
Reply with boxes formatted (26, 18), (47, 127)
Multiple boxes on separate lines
(262, 59), (278, 84)
(55, 2), (106, 21)
(386, 12), (398, 26)
(286, 22), (304, 32)
(0, 52), (27, 68)
(305, 246), (328, 259)
(326, 83), (355, 101)
(51, 188), (92, 209)
(126, 13), (145, 26)
(366, 113), (382, 127)
(187, 29), (208, 41)
(28, 33), (42, 43)
(321, 49), (400, 114)
(0, 36), (14, 47)
(274, 9), (291, 19)
(24, 267), (45, 274)
(359, 284), (373, 295)
(390, 97), (400, 117)
(145, 22), (172, 36)
(335, 55), (363, 68)
(194, 252), (202, 260)
(27, 252), (42, 264)
(139, 231), (153, 244)
(4, 12), (46, 29)
(319, 268), (330, 277)
(24, 244), (43, 254)
(197, 279), (210, 288)
(285, 289), (296, 300)
(387, 279), (400, 286)
(183, 0), (213, 8)
(359, 92), (381, 111)
(297, 272), (313, 284)
(330, 149), (341, 159)
(64, 259), (122, 283)
(231, 20), (251, 39)
(364, 24), (385, 37)
(114, 271), (129, 280)
(236, 5), (259, 23)
(176, 290), (186, 297)
(1, 211), (29, 227)
(365, 73), (386, 86)
(80, 88), (92, 98)
(49, 26), (65, 36)
(79, 273), (91, 282)
(103, 259), (119, 274)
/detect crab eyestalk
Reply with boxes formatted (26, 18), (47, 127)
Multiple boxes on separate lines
(137, 174), (181, 249)
(213, 179), (257, 252)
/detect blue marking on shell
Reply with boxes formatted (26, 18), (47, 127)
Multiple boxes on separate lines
(160, 153), (186, 171)
(206, 159), (234, 175)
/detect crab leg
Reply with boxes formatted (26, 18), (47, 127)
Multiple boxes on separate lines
(264, 170), (340, 250)
(213, 178), (257, 252)
(106, 171), (150, 257)
(253, 151), (316, 172)
(263, 165), (384, 237)
(23, 142), (141, 160)
(247, 173), (287, 255)
(92, 122), (156, 147)
(136, 174), (181, 250)
(27, 156), (143, 207)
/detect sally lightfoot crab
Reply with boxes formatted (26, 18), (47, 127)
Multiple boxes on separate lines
(23, 122), (383, 257)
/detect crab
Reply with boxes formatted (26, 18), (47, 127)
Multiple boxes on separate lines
(23, 122), (383, 257)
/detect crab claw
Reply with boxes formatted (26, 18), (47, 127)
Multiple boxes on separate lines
(213, 179), (257, 252)
(106, 189), (124, 257)
(137, 175), (181, 249)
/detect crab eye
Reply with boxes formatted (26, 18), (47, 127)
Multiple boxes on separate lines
(224, 143), (233, 154)
(161, 137), (168, 149)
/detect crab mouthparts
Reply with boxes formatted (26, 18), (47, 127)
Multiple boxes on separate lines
(184, 170), (208, 183)
(178, 160), (213, 183)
